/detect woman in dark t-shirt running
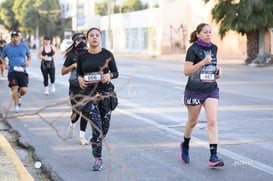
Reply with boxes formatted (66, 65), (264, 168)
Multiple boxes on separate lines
(61, 33), (89, 145)
(180, 23), (224, 168)
(77, 27), (119, 171)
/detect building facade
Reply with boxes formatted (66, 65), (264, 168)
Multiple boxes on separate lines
(59, 0), (251, 58)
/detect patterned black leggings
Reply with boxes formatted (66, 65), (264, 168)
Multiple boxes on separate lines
(82, 96), (112, 158)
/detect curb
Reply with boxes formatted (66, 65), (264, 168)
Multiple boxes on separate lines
(0, 133), (35, 181)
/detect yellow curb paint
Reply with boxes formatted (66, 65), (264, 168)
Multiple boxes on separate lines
(0, 133), (34, 181)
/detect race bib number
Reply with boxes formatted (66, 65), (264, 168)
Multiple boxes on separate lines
(200, 72), (215, 82)
(45, 56), (53, 61)
(84, 72), (102, 83)
(14, 66), (24, 72)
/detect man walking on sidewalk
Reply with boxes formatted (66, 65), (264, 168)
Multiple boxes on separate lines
(0, 31), (31, 113)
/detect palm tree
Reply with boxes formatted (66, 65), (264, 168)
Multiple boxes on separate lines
(204, 0), (273, 64)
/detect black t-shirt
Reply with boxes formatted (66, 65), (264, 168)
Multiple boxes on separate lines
(185, 42), (218, 93)
(77, 48), (118, 91)
(63, 50), (79, 86)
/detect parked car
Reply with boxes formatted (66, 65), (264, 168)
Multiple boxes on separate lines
(60, 39), (73, 52)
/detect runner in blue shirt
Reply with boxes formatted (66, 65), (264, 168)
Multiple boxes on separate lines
(0, 31), (31, 113)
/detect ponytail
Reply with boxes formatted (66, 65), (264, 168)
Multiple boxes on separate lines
(189, 23), (209, 43)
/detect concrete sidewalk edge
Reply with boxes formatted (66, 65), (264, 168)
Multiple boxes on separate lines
(0, 133), (34, 181)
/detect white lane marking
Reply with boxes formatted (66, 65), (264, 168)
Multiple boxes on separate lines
(117, 98), (273, 175)
(29, 63), (273, 174)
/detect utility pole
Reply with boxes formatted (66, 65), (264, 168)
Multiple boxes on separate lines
(107, 0), (113, 49)
(76, 0), (79, 31)
(36, 11), (40, 49)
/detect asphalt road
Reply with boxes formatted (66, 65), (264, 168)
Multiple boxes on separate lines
(1, 50), (273, 181)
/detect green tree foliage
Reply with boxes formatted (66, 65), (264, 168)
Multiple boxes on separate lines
(95, 0), (148, 15)
(34, 0), (60, 36)
(204, 0), (273, 63)
(0, 0), (19, 31)
(12, 0), (36, 33)
(0, 0), (60, 39)
(95, 0), (122, 16)
(204, 0), (273, 38)
(95, 0), (108, 16)
(121, 0), (144, 13)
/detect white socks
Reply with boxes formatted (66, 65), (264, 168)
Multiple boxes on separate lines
(79, 130), (86, 138)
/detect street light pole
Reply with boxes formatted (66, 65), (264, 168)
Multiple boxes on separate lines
(36, 11), (40, 49)
(36, 24), (40, 49)
(107, 0), (113, 49)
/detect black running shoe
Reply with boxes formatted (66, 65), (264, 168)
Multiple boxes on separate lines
(180, 142), (190, 163)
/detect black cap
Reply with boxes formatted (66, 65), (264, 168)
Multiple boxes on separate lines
(11, 31), (19, 37)
(44, 36), (51, 40)
(72, 33), (86, 41)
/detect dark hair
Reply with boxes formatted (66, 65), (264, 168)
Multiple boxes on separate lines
(86, 27), (102, 38)
(189, 23), (209, 43)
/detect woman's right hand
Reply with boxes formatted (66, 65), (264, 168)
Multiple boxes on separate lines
(78, 76), (87, 89)
(73, 63), (77, 69)
(203, 55), (212, 65)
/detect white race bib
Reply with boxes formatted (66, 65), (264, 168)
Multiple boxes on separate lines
(45, 56), (53, 61)
(200, 72), (215, 82)
(14, 66), (24, 72)
(84, 72), (102, 83)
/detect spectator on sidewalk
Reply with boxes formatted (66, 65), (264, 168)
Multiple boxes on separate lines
(77, 27), (119, 171)
(0, 31), (31, 113)
(37, 36), (57, 95)
(61, 32), (89, 145)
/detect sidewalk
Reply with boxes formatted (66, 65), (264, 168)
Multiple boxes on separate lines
(0, 132), (34, 181)
(0, 77), (34, 181)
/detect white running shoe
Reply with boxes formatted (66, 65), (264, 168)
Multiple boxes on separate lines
(44, 87), (49, 95)
(14, 105), (20, 113)
(79, 137), (88, 145)
(67, 126), (74, 138)
(51, 84), (56, 93)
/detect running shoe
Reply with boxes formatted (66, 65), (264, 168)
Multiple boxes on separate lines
(51, 84), (56, 93)
(180, 142), (190, 163)
(208, 154), (224, 167)
(92, 158), (103, 171)
(79, 137), (88, 145)
(18, 98), (22, 107)
(44, 87), (49, 95)
(14, 105), (20, 113)
(67, 125), (74, 138)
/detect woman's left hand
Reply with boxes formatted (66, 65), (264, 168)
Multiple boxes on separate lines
(215, 68), (221, 79)
(101, 72), (111, 84)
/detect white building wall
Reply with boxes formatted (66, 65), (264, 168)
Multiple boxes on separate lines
(72, 0), (100, 31)
(100, 8), (160, 54)
(159, 0), (213, 53)
(97, 0), (215, 55)
(67, 0), (246, 57)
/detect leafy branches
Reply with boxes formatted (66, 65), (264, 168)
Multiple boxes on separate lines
(204, 0), (273, 38)
(0, 0), (60, 36)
